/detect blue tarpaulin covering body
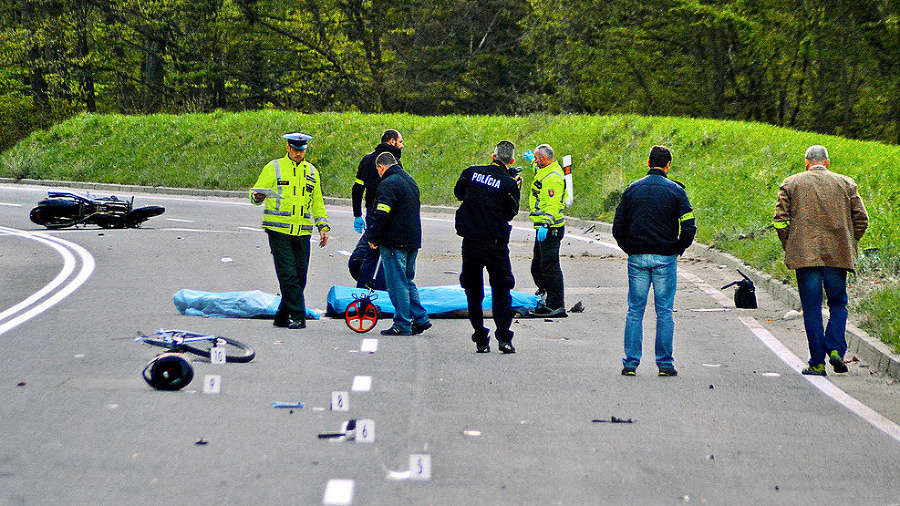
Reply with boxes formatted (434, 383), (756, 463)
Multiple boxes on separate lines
(173, 289), (320, 320)
(325, 285), (538, 318)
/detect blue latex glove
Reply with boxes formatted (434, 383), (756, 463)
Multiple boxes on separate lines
(536, 226), (548, 242)
(522, 149), (535, 163)
(354, 216), (366, 233)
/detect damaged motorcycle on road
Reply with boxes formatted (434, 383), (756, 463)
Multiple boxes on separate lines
(29, 191), (165, 229)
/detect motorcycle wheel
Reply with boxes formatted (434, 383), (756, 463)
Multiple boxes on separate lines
(126, 206), (165, 227)
(29, 199), (81, 228)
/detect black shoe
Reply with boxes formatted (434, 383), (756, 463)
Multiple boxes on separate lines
(381, 327), (412, 336)
(411, 321), (432, 335)
(545, 307), (567, 318)
(531, 304), (553, 315)
(621, 366), (636, 376)
(829, 350), (849, 374)
(658, 367), (678, 377)
(287, 319), (306, 329)
(498, 342), (516, 354)
(472, 329), (490, 353)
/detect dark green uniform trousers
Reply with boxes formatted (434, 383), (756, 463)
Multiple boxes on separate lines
(267, 229), (311, 324)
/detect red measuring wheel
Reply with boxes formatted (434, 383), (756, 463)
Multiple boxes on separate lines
(345, 298), (379, 333)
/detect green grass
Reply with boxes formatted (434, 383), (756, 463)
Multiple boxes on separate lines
(3, 110), (900, 352)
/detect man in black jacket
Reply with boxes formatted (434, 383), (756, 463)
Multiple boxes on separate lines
(612, 145), (696, 377)
(455, 141), (522, 353)
(348, 129), (403, 289)
(367, 152), (431, 336)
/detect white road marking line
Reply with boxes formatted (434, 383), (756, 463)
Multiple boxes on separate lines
(165, 218), (195, 223)
(0, 202), (22, 207)
(679, 271), (734, 307)
(0, 226), (95, 336)
(680, 266), (900, 443)
(322, 478), (354, 505)
(351, 375), (372, 392)
(360, 338), (378, 353)
(159, 227), (241, 233)
(0, 231), (76, 322)
(739, 316), (900, 444)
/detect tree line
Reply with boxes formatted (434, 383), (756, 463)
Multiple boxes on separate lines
(3, 0), (899, 151)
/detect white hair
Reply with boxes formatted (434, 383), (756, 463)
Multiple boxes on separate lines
(805, 145), (829, 163)
(535, 144), (555, 161)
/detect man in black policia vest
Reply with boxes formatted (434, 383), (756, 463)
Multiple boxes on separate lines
(251, 132), (330, 329)
(455, 141), (523, 353)
(348, 129), (403, 290)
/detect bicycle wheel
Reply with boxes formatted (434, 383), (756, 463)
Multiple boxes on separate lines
(178, 336), (256, 363)
(345, 299), (379, 333)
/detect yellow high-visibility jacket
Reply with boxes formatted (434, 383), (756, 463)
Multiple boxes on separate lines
(250, 155), (330, 236)
(528, 160), (566, 228)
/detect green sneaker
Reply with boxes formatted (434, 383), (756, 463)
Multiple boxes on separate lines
(802, 363), (826, 376)
(829, 350), (849, 374)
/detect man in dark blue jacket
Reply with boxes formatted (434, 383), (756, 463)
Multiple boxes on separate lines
(348, 129), (403, 289)
(455, 140), (522, 353)
(612, 145), (696, 377)
(367, 152), (431, 336)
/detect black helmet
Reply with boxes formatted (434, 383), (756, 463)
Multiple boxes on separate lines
(143, 353), (194, 391)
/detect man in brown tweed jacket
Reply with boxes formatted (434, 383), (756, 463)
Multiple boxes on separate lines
(774, 145), (869, 376)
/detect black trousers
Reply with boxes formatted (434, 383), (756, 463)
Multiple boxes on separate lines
(531, 225), (565, 309)
(459, 237), (515, 342)
(267, 230), (310, 323)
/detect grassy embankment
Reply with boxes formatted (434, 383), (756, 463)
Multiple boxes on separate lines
(2, 110), (899, 352)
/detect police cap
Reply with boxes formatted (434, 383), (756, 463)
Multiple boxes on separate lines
(283, 132), (312, 150)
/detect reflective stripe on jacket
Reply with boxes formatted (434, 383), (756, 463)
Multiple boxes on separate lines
(773, 165), (868, 270)
(612, 168), (696, 256)
(250, 155), (330, 236)
(528, 160), (566, 228)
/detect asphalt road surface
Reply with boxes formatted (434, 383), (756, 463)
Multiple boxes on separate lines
(2, 183), (899, 505)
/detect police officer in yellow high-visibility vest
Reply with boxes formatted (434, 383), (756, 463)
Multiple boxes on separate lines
(523, 143), (567, 318)
(251, 132), (330, 329)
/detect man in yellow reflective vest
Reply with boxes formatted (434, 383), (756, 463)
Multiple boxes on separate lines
(523, 143), (567, 318)
(251, 132), (330, 329)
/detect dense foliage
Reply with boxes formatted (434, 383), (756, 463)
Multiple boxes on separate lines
(3, 0), (900, 151)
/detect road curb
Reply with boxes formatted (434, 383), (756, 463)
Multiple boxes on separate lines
(6, 177), (899, 379)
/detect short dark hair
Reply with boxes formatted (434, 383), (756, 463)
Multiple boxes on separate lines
(648, 145), (672, 168)
(494, 141), (515, 165)
(381, 129), (401, 143)
(375, 152), (397, 168)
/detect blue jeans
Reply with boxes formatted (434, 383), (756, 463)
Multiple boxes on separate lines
(796, 267), (848, 366)
(623, 254), (678, 369)
(380, 247), (429, 333)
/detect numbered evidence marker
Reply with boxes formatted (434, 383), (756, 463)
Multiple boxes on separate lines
(210, 343), (226, 365)
(203, 374), (222, 394)
(409, 454), (432, 481)
(355, 419), (375, 444)
(331, 391), (349, 412)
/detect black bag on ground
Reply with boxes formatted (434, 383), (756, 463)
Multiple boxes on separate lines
(721, 269), (758, 309)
